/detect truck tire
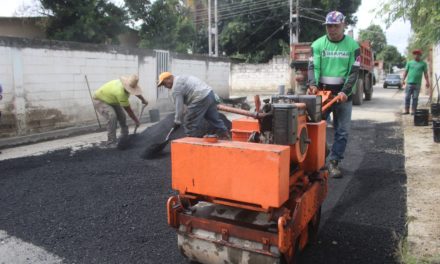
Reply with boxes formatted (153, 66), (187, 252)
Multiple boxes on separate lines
(352, 79), (364, 105)
(364, 75), (372, 101)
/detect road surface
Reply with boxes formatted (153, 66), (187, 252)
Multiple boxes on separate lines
(0, 85), (408, 264)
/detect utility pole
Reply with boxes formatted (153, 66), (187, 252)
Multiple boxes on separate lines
(208, 0), (212, 56)
(289, 0), (293, 44)
(214, 0), (218, 57)
(295, 0), (299, 43)
(290, 0), (300, 43)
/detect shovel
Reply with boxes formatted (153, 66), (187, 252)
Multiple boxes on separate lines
(141, 127), (175, 159)
(117, 104), (147, 150)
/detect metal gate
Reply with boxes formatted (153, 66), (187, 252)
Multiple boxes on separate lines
(155, 50), (170, 99)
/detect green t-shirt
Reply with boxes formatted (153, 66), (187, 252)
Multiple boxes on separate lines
(405, 60), (427, 85)
(94, 79), (130, 107)
(311, 35), (360, 95)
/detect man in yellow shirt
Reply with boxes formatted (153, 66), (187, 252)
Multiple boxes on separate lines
(93, 74), (148, 147)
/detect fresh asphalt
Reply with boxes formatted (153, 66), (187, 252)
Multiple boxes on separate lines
(0, 87), (406, 264)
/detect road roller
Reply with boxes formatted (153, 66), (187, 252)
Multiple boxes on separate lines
(167, 92), (339, 264)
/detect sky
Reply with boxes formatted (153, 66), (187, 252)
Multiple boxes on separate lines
(353, 0), (411, 54)
(1, 0), (411, 54)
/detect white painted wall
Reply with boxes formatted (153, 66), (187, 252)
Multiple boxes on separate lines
(431, 44), (440, 99)
(0, 37), (230, 138)
(231, 56), (291, 95)
(433, 44), (440, 80)
(172, 57), (231, 98)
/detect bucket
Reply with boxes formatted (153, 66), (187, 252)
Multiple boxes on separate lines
(149, 109), (160, 122)
(414, 109), (429, 126)
(431, 103), (440, 117)
(434, 120), (440, 143)
(278, 85), (285, 95)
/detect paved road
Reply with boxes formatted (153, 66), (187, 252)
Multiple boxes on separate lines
(0, 86), (407, 264)
(301, 86), (407, 263)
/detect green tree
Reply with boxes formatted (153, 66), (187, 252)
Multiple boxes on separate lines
(40, 0), (128, 44)
(217, 0), (362, 62)
(378, 45), (405, 73)
(358, 24), (387, 54)
(379, 0), (440, 47)
(127, 0), (196, 53)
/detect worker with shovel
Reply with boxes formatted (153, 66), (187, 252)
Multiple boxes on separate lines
(157, 72), (229, 139)
(93, 74), (148, 148)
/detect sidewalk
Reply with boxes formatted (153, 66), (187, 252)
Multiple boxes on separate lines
(0, 122), (155, 161)
(402, 96), (440, 260)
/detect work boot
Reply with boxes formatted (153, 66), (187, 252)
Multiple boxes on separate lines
(98, 141), (117, 149)
(328, 160), (342, 178)
(218, 131), (231, 140)
(402, 108), (410, 115)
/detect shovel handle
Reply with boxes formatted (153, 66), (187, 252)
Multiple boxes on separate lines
(165, 127), (175, 141)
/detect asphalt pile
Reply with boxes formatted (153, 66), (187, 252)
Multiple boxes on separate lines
(136, 113), (231, 159)
(0, 113), (231, 264)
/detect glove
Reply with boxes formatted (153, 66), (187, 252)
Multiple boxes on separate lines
(173, 123), (181, 129)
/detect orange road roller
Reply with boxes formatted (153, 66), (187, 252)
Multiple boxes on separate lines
(167, 92), (338, 264)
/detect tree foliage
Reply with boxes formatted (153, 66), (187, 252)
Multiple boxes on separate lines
(36, 0), (362, 61)
(379, 0), (440, 47)
(134, 0), (196, 53)
(40, 0), (128, 44)
(358, 24), (387, 54)
(377, 45), (406, 73)
(218, 0), (290, 62)
(217, 0), (361, 62)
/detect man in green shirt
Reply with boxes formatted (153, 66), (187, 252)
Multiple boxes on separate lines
(93, 74), (148, 147)
(307, 11), (360, 178)
(402, 49), (430, 114)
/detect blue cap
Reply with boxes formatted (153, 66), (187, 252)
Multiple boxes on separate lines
(324, 11), (345, 25)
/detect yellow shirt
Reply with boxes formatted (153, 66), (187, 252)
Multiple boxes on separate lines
(94, 80), (130, 107)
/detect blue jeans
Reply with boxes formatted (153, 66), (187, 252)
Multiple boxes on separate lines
(325, 100), (352, 162)
(184, 91), (228, 137)
(404, 84), (420, 111)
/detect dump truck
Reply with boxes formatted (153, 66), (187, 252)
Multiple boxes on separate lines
(166, 92), (340, 263)
(290, 41), (375, 105)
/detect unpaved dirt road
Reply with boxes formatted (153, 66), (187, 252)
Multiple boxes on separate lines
(0, 85), (436, 263)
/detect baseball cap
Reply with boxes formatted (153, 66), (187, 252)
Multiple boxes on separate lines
(412, 49), (422, 55)
(324, 11), (345, 25)
(157, 72), (172, 87)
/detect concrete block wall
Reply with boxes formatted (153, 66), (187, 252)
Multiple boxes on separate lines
(231, 56), (291, 95)
(172, 55), (231, 98)
(0, 37), (230, 138)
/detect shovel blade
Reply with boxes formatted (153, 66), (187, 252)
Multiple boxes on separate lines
(141, 140), (169, 159)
